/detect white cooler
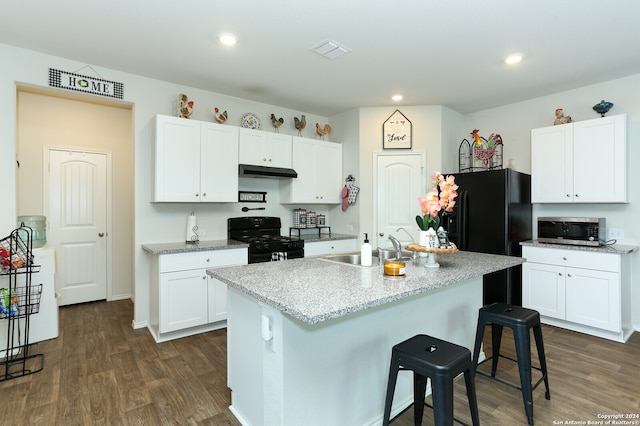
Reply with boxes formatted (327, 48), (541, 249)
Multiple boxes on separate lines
(29, 247), (59, 342)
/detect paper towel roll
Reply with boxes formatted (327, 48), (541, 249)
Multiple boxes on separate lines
(186, 213), (199, 243)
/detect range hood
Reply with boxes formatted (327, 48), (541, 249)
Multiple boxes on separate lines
(238, 164), (298, 179)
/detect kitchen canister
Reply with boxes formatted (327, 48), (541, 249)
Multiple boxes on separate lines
(293, 208), (307, 228)
(17, 215), (47, 248)
(306, 211), (317, 228)
(317, 214), (326, 226)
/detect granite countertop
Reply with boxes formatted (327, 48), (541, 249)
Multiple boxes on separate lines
(208, 251), (523, 325)
(521, 240), (638, 255)
(142, 239), (248, 255)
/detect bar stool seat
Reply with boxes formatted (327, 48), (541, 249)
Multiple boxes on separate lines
(383, 334), (480, 426)
(472, 302), (551, 425)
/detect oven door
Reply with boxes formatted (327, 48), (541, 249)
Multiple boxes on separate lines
(249, 249), (304, 263)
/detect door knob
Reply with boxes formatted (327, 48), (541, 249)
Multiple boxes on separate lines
(98, 232), (104, 237)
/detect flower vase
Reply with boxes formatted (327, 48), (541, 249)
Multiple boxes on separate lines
(419, 230), (429, 247)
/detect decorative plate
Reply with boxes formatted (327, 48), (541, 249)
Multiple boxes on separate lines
(241, 113), (262, 129)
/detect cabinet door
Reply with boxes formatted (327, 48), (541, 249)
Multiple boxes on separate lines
(316, 141), (342, 203)
(238, 128), (267, 165)
(522, 262), (566, 319)
(573, 114), (626, 203)
(201, 123), (239, 202)
(207, 276), (228, 323)
(267, 133), (293, 168)
(154, 115), (201, 202)
(288, 138), (317, 203)
(159, 269), (208, 333)
(531, 124), (573, 203)
(565, 268), (620, 331)
(304, 239), (357, 256)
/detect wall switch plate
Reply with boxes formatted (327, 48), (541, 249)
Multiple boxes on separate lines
(608, 228), (624, 240)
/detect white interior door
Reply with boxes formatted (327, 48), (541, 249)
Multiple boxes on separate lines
(375, 153), (425, 248)
(47, 149), (108, 306)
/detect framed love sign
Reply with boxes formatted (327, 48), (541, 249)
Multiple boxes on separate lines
(383, 110), (412, 149)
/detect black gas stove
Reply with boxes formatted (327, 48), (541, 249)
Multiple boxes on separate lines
(228, 217), (304, 263)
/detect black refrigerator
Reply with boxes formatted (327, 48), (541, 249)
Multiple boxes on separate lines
(443, 168), (532, 306)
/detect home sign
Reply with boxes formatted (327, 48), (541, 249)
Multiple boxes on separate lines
(383, 109), (412, 149)
(49, 68), (124, 99)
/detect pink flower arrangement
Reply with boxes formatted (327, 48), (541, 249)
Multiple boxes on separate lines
(416, 171), (459, 231)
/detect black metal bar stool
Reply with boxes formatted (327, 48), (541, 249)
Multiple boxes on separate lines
(472, 302), (551, 425)
(383, 334), (480, 426)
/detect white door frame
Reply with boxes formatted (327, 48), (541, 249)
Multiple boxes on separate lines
(43, 145), (113, 302)
(372, 151), (426, 249)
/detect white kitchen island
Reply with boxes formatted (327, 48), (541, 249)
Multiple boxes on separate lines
(209, 251), (524, 426)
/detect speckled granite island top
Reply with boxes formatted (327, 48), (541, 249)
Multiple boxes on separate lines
(521, 240), (638, 254)
(208, 251), (523, 325)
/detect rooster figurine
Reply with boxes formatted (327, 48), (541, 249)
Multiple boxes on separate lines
(315, 123), (331, 140)
(214, 107), (228, 124)
(471, 129), (483, 147)
(554, 108), (572, 125)
(294, 115), (306, 135)
(178, 94), (194, 119)
(270, 113), (284, 132)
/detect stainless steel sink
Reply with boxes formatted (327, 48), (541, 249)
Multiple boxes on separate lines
(320, 252), (379, 266)
(320, 250), (413, 266)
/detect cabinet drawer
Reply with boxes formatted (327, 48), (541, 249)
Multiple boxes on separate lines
(159, 248), (248, 273)
(522, 246), (620, 272)
(305, 239), (357, 257)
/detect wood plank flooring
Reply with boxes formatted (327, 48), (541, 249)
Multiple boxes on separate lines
(1, 299), (638, 425)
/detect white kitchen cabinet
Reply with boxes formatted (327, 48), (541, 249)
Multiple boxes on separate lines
(154, 115), (239, 202)
(149, 247), (247, 342)
(522, 245), (632, 342)
(238, 128), (292, 169)
(304, 238), (357, 256)
(280, 136), (343, 204)
(531, 114), (626, 203)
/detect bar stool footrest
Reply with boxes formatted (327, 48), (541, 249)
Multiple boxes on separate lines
(476, 355), (549, 398)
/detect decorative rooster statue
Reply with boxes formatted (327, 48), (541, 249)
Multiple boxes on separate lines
(294, 115), (306, 135)
(214, 107), (228, 124)
(270, 113), (284, 132)
(315, 123), (331, 140)
(471, 129), (483, 147)
(178, 94), (194, 119)
(553, 108), (572, 125)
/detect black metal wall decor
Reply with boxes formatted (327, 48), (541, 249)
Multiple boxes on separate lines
(383, 110), (412, 149)
(49, 68), (124, 99)
(458, 134), (503, 173)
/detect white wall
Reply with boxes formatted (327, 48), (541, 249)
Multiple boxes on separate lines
(0, 44), (330, 327)
(468, 74), (640, 327)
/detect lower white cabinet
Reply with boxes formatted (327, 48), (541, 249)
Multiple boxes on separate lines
(522, 245), (632, 342)
(149, 248), (247, 342)
(304, 238), (357, 257)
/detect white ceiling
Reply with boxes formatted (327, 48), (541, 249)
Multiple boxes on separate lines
(2, 0), (640, 117)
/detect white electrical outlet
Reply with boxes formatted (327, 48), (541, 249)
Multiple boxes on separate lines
(346, 224), (354, 232)
(608, 228), (624, 240)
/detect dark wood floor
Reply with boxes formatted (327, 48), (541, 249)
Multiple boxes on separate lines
(1, 299), (638, 425)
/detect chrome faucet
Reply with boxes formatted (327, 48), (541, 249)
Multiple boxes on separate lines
(396, 227), (415, 244)
(396, 227), (418, 261)
(388, 235), (402, 260)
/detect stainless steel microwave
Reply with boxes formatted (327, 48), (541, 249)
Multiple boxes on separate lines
(537, 217), (605, 247)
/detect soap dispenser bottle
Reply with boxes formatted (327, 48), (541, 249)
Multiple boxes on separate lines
(361, 233), (372, 266)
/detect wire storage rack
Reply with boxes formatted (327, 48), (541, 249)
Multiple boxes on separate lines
(0, 225), (44, 381)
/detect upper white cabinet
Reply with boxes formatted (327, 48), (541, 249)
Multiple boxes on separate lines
(154, 115), (239, 202)
(531, 114), (626, 203)
(238, 128), (292, 169)
(280, 136), (343, 204)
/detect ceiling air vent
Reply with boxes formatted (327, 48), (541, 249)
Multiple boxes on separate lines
(311, 40), (351, 60)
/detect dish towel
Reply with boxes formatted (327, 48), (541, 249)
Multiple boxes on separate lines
(342, 185), (349, 211)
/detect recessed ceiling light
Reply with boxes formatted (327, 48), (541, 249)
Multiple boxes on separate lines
(505, 54), (522, 64)
(391, 94), (403, 101)
(219, 33), (238, 46)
